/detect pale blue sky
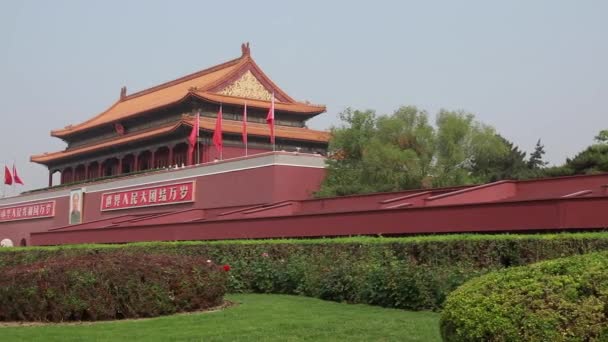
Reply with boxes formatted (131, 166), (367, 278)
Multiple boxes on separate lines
(1, 0), (607, 191)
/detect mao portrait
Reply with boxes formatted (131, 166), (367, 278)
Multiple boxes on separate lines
(69, 189), (84, 225)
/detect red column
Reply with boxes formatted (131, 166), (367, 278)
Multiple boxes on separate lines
(168, 146), (174, 167)
(133, 153), (139, 172)
(117, 158), (123, 175)
(98, 162), (103, 178)
(84, 164), (89, 181)
(151, 150), (156, 169)
(66, 167), (74, 184)
(48, 170), (53, 187)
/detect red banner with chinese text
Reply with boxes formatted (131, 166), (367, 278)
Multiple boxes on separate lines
(100, 181), (195, 211)
(0, 201), (55, 222)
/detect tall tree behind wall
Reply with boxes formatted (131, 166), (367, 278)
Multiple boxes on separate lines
(317, 106), (514, 197)
(543, 129), (608, 177)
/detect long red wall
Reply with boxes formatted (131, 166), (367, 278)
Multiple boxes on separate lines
(30, 196), (608, 246)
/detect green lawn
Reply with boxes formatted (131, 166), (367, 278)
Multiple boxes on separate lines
(0, 294), (441, 341)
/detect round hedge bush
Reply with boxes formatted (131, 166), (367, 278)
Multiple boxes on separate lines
(0, 251), (228, 322)
(440, 251), (608, 341)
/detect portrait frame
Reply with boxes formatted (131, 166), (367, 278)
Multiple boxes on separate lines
(69, 188), (84, 225)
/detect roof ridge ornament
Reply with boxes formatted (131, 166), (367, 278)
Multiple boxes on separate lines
(241, 42), (250, 57)
(120, 86), (127, 101)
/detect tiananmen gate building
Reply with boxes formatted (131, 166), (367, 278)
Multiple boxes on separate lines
(31, 43), (329, 187)
(1, 43), (608, 247)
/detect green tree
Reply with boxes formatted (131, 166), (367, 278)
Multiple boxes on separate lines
(470, 135), (529, 182)
(595, 130), (608, 144)
(316, 109), (376, 197)
(329, 108), (377, 161)
(319, 107), (438, 196)
(532, 130), (608, 178)
(373, 106), (435, 187)
(359, 139), (422, 192)
(317, 106), (513, 196)
(432, 110), (509, 187)
(527, 139), (548, 170)
(564, 144), (608, 174)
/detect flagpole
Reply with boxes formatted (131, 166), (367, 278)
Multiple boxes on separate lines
(244, 101), (248, 157)
(3, 161), (7, 198)
(1, 163), (4, 198)
(196, 110), (200, 165)
(11, 158), (15, 197)
(213, 103), (223, 161)
(196, 136), (200, 165)
(272, 94), (276, 152)
(267, 93), (276, 152)
(220, 104), (223, 161)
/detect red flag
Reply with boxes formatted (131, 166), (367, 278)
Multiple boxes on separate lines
(187, 111), (200, 165)
(266, 93), (275, 145)
(12, 165), (23, 185)
(213, 104), (223, 158)
(4, 166), (12, 185)
(242, 102), (248, 147)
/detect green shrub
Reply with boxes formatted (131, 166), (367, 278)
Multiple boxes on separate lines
(440, 251), (608, 341)
(0, 251), (228, 322)
(2, 232), (608, 312)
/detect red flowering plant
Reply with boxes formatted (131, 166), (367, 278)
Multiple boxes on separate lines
(223, 264), (231, 272)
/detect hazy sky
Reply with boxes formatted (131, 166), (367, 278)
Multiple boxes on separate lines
(1, 0), (606, 191)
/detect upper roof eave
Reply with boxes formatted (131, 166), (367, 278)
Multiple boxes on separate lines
(49, 44), (325, 139)
(49, 55), (245, 139)
(33, 121), (185, 165)
(34, 115), (331, 166)
(49, 92), (194, 139)
(50, 90), (325, 140)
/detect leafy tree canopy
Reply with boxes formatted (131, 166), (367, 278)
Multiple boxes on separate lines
(543, 129), (608, 177)
(318, 106), (525, 196)
(319, 107), (608, 198)
(595, 130), (608, 144)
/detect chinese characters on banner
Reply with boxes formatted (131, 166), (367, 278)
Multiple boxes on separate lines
(0, 201), (55, 222)
(100, 181), (195, 211)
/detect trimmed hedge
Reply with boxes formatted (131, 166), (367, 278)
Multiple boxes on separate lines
(440, 251), (608, 341)
(2, 232), (608, 312)
(0, 251), (228, 322)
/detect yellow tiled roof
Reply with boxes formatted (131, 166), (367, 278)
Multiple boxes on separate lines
(51, 45), (326, 138)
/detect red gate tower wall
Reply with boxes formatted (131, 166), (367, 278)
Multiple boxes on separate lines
(0, 153), (326, 246)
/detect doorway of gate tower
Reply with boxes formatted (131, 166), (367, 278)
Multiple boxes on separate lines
(173, 143), (189, 166)
(102, 158), (119, 177)
(122, 154), (135, 174)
